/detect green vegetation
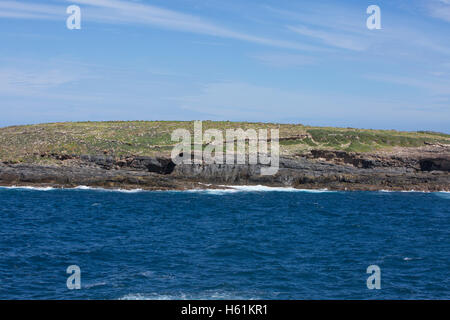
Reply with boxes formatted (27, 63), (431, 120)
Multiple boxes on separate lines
(0, 121), (448, 163)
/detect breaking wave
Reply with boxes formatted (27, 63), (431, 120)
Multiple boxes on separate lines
(73, 186), (144, 193)
(186, 185), (334, 194)
(0, 185), (447, 194)
(0, 185), (144, 193)
(0, 186), (56, 191)
(378, 189), (449, 194)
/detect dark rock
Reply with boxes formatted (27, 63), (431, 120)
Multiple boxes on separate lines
(419, 158), (450, 172)
(1, 150), (449, 191)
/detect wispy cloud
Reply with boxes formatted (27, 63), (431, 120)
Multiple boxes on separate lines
(365, 73), (450, 95)
(426, 0), (450, 22)
(0, 61), (92, 96)
(0, 70), (69, 93)
(287, 25), (368, 51)
(263, 5), (366, 34)
(0, 0), (61, 19)
(74, 0), (322, 50)
(268, 5), (374, 52)
(1, 1), (449, 131)
(175, 81), (449, 130)
(0, 0), (321, 51)
(0, 10), (54, 20)
(267, 2), (450, 58)
(251, 52), (315, 67)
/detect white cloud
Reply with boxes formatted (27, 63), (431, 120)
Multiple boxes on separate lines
(0, 0), (321, 51)
(74, 0), (322, 50)
(267, 2), (450, 58)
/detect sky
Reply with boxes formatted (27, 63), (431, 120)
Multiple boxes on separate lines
(0, 0), (449, 132)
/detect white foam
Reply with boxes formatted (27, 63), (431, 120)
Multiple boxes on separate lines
(74, 185), (144, 193)
(186, 185), (333, 194)
(184, 188), (239, 194)
(73, 185), (92, 190)
(0, 185), (144, 193)
(119, 293), (172, 300)
(0, 186), (56, 191)
(225, 185), (330, 192)
(378, 189), (444, 193)
(0, 185), (447, 193)
(119, 291), (258, 300)
(403, 257), (423, 261)
(83, 282), (107, 289)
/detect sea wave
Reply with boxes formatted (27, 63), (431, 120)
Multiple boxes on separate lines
(186, 185), (334, 194)
(435, 191), (450, 199)
(379, 189), (422, 193)
(119, 291), (259, 300)
(0, 186), (57, 191)
(73, 186), (144, 193)
(378, 189), (449, 194)
(227, 185), (331, 192)
(83, 282), (107, 289)
(0, 185), (447, 193)
(0, 185), (145, 193)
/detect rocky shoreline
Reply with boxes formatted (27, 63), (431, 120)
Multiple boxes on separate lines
(0, 145), (448, 192)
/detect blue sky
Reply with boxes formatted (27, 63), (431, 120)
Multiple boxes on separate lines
(0, 0), (449, 132)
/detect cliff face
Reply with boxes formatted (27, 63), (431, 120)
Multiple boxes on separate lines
(171, 146), (449, 191)
(1, 145), (448, 191)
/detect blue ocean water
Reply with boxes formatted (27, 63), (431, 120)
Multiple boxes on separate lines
(0, 186), (448, 300)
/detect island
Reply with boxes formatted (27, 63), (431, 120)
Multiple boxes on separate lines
(0, 121), (448, 191)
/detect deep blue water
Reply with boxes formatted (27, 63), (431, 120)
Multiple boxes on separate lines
(0, 186), (449, 300)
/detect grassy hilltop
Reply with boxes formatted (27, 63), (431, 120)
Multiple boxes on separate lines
(0, 121), (449, 163)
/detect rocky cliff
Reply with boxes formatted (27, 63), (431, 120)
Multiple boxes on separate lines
(1, 145), (448, 191)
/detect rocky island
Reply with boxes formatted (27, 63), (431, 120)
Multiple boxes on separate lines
(0, 121), (448, 191)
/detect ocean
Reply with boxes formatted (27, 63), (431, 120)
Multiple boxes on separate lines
(0, 186), (448, 299)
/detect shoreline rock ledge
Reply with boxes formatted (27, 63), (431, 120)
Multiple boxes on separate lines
(0, 147), (449, 192)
